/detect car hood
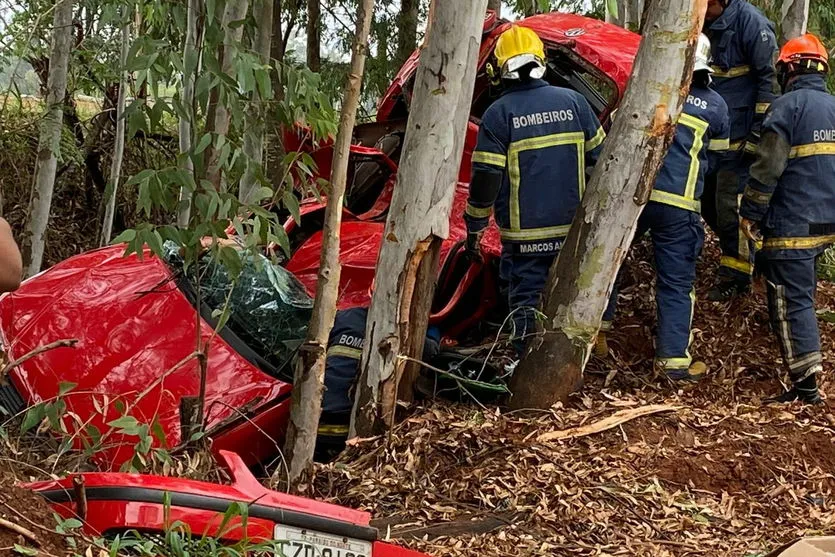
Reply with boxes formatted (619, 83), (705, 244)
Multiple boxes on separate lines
(0, 246), (289, 469)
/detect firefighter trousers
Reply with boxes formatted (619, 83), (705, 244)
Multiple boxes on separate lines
(500, 250), (556, 357)
(762, 253), (824, 383)
(702, 153), (755, 281)
(603, 203), (704, 372)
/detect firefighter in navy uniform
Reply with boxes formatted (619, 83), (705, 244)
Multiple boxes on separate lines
(739, 34), (835, 404)
(463, 25), (605, 357)
(603, 34), (730, 382)
(702, 0), (779, 300)
(315, 307), (441, 459)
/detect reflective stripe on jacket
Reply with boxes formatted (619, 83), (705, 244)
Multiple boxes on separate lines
(739, 74), (835, 258)
(706, 0), (778, 141)
(651, 84), (730, 212)
(465, 79), (604, 249)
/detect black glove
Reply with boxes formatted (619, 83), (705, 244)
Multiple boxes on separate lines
(465, 230), (483, 262)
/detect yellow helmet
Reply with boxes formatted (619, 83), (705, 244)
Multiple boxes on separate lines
(494, 26), (546, 80)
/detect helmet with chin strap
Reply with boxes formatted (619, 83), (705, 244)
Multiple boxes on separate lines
(777, 33), (829, 90)
(493, 25), (546, 81)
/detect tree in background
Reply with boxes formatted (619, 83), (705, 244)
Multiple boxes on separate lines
(352, 0), (489, 436)
(283, 0), (376, 492)
(21, 0), (74, 276)
(307, 0), (322, 72)
(509, 0), (708, 409)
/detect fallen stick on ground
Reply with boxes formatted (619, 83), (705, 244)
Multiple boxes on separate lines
(1, 338), (79, 378)
(0, 516), (39, 545)
(537, 404), (681, 442)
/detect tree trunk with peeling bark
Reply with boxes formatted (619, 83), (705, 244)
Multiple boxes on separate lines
(395, 0), (419, 67)
(21, 0), (74, 276)
(780, 0), (809, 44)
(351, 0), (488, 437)
(240, 0), (275, 204)
(177, 0), (200, 226)
(205, 0), (250, 190)
(306, 0), (321, 72)
(282, 0), (375, 493)
(508, 0), (707, 410)
(100, 9), (130, 246)
(487, 0), (500, 18)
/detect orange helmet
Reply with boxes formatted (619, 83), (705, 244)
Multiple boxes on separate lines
(778, 33), (829, 69)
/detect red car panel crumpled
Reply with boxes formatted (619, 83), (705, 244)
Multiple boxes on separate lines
(0, 247), (290, 469)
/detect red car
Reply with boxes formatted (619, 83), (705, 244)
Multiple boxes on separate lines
(1, 11), (638, 474)
(27, 450), (424, 557)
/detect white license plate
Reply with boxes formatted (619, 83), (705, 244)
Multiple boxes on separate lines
(274, 524), (372, 557)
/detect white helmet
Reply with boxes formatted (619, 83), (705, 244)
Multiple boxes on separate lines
(695, 33), (714, 73)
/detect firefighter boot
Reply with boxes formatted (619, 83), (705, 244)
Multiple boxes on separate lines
(768, 374), (822, 405)
(666, 361), (707, 383)
(707, 277), (750, 302)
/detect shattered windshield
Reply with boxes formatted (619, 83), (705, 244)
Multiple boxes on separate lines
(163, 242), (312, 375)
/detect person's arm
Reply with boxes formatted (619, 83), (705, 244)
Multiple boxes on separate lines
(0, 218), (23, 293)
(707, 99), (731, 174)
(739, 105), (792, 223)
(746, 18), (779, 150)
(578, 96), (605, 167)
(465, 109), (508, 237)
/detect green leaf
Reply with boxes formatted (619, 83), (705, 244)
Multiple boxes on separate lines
(606, 0), (618, 19)
(111, 228), (137, 245)
(194, 133), (212, 154)
(58, 381), (76, 396)
(13, 544), (38, 556)
(218, 245), (243, 281)
(108, 415), (140, 434)
(20, 404), (45, 433)
(282, 190), (301, 224)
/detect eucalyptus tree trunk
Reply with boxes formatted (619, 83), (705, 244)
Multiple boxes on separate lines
(177, 0), (200, 226)
(351, 0), (488, 437)
(240, 0), (275, 204)
(487, 0), (501, 17)
(508, 0), (707, 409)
(282, 0), (375, 493)
(306, 0), (321, 72)
(780, 0), (809, 44)
(395, 0), (419, 67)
(205, 0), (250, 190)
(22, 0), (74, 276)
(100, 10), (130, 246)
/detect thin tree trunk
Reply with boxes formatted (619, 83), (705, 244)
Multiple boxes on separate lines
(351, 0), (488, 437)
(780, 0), (809, 44)
(266, 0), (287, 191)
(306, 0), (321, 72)
(282, 0), (375, 493)
(395, 0), (419, 67)
(100, 10), (130, 246)
(21, 0), (74, 276)
(240, 0), (275, 204)
(508, 0), (707, 409)
(205, 0), (250, 190)
(486, 0), (500, 17)
(626, 0), (643, 31)
(177, 0), (200, 226)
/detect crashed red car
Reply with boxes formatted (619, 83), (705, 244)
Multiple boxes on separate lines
(0, 13), (638, 471)
(27, 450), (425, 557)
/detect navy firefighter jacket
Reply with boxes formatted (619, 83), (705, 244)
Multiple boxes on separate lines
(651, 84), (730, 212)
(740, 73), (835, 259)
(706, 0), (778, 144)
(464, 79), (605, 256)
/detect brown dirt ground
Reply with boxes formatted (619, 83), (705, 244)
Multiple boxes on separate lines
(311, 235), (835, 557)
(0, 475), (70, 555)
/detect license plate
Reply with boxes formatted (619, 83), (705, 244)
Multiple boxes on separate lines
(274, 524), (372, 557)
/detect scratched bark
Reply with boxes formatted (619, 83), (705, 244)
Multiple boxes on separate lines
(351, 0), (488, 437)
(509, 0), (708, 409)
